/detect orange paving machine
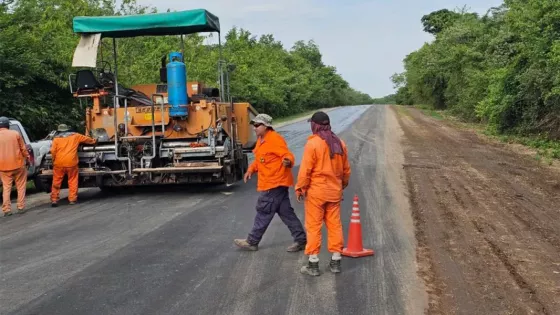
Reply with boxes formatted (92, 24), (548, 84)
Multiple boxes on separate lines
(37, 9), (258, 191)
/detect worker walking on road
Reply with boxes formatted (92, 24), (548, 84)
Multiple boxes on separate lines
(234, 114), (307, 252)
(0, 116), (32, 217)
(50, 124), (96, 207)
(296, 111), (351, 276)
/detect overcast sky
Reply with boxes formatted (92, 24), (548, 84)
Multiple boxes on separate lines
(136, 0), (504, 97)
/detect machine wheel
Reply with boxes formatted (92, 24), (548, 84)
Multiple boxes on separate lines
(99, 185), (120, 195)
(243, 153), (249, 171)
(34, 177), (51, 193)
(236, 153), (249, 182)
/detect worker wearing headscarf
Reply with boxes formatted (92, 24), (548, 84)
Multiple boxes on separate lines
(234, 113), (307, 252)
(295, 111), (351, 276)
(0, 116), (31, 216)
(50, 124), (96, 207)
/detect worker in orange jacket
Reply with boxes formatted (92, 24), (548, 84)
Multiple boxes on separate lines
(295, 111), (351, 276)
(0, 117), (32, 217)
(49, 124), (96, 207)
(234, 113), (307, 252)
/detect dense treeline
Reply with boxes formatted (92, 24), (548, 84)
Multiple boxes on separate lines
(392, 1), (560, 139)
(0, 0), (373, 139)
(371, 94), (397, 104)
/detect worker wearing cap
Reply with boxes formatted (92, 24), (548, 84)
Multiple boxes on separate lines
(0, 116), (32, 217)
(296, 111), (351, 276)
(234, 113), (307, 252)
(50, 124), (96, 207)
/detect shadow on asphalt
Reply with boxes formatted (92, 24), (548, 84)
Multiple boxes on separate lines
(19, 181), (251, 212)
(98, 181), (247, 196)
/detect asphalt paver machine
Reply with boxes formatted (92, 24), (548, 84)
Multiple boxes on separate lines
(37, 9), (258, 190)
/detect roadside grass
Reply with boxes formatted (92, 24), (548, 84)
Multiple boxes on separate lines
(394, 105), (411, 117)
(272, 107), (336, 127)
(415, 104), (444, 120)
(484, 132), (560, 165)
(441, 112), (560, 164)
(273, 109), (324, 126)
(395, 104), (560, 165)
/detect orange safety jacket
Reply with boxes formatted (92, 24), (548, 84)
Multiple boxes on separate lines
(247, 130), (295, 191)
(0, 128), (29, 172)
(50, 132), (96, 168)
(295, 135), (351, 202)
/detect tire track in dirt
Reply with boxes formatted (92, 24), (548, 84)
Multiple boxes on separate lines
(394, 106), (560, 315)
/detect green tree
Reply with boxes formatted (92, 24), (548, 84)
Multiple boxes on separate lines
(395, 2), (560, 139)
(421, 9), (463, 35)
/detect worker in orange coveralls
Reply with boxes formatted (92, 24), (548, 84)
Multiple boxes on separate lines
(234, 113), (307, 252)
(50, 124), (96, 207)
(295, 111), (351, 276)
(0, 116), (32, 217)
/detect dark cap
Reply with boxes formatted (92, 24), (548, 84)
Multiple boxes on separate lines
(308, 111), (330, 125)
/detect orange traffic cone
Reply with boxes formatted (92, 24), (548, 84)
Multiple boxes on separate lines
(342, 194), (375, 257)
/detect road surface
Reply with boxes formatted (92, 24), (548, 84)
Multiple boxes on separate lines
(0, 105), (425, 315)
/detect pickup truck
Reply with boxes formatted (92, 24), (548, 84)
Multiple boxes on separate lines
(7, 118), (54, 190)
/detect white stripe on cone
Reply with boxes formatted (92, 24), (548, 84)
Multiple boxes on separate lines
(352, 198), (361, 223)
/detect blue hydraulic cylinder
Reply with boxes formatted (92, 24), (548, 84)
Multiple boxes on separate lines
(167, 52), (188, 117)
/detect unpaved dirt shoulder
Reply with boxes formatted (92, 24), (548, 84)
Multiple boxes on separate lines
(393, 105), (560, 315)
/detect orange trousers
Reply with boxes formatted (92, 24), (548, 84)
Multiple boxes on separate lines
(1, 167), (27, 213)
(304, 196), (344, 255)
(51, 166), (79, 203)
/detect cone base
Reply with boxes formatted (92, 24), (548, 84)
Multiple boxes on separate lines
(342, 247), (375, 258)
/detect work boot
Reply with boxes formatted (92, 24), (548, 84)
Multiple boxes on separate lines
(234, 239), (258, 251)
(2, 211), (13, 217)
(286, 242), (306, 252)
(300, 261), (320, 277)
(329, 259), (341, 273)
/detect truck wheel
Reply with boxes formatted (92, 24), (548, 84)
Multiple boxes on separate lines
(99, 185), (113, 194)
